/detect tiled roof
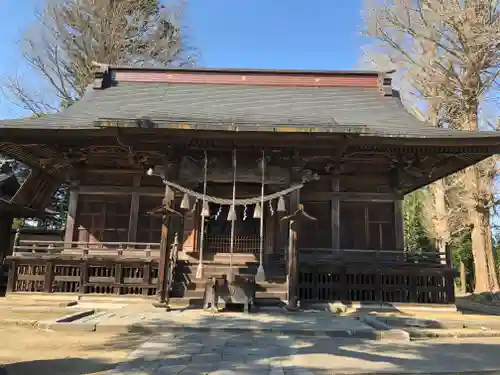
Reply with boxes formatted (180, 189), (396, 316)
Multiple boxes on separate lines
(0, 74), (497, 140)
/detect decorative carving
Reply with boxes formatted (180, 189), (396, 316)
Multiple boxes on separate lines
(177, 155), (289, 184)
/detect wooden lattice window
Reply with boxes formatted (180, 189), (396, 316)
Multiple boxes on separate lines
(137, 196), (162, 243)
(339, 201), (395, 250)
(75, 195), (131, 244)
(298, 201), (332, 249)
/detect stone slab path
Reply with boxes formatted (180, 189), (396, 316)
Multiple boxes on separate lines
(72, 307), (377, 337)
(107, 332), (500, 375)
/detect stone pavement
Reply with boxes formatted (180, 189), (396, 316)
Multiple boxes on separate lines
(107, 331), (500, 375)
(62, 306), (382, 338)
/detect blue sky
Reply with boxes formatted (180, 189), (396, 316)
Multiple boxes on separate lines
(0, 0), (365, 119)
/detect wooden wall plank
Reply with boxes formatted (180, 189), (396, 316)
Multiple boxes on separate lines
(394, 200), (404, 250)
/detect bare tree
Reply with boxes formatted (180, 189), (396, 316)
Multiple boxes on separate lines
(4, 0), (195, 115)
(364, 0), (500, 292)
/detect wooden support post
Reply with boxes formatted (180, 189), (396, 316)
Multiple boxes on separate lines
(155, 185), (175, 308)
(6, 260), (17, 294)
(114, 263), (123, 295)
(143, 262), (152, 296)
(281, 197), (317, 311)
(128, 176), (141, 243)
(156, 213), (170, 305)
(331, 178), (340, 250)
(287, 220), (299, 309)
(64, 186), (79, 244)
(0, 212), (14, 259)
(44, 261), (54, 293)
(287, 189), (300, 309)
(394, 200), (404, 250)
(80, 261), (88, 294)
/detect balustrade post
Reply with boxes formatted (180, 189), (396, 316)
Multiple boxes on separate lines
(143, 262), (152, 296)
(6, 260), (17, 293)
(13, 229), (21, 255)
(44, 261), (54, 293)
(80, 261), (88, 294)
(114, 263), (123, 295)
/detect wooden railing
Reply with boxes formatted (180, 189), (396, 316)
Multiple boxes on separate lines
(13, 240), (161, 257)
(205, 234), (260, 254)
(298, 248), (451, 267)
(4, 239), (162, 296)
(296, 247), (455, 304)
(4, 256), (159, 296)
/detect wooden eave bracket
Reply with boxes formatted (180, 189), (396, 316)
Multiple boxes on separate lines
(147, 204), (183, 217)
(280, 204), (317, 222)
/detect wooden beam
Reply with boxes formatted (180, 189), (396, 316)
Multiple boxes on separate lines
(86, 169), (144, 174)
(79, 185), (164, 196)
(127, 176), (141, 242)
(302, 191), (402, 202)
(64, 188), (79, 243)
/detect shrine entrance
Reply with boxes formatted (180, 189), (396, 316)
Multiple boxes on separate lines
(204, 203), (260, 255)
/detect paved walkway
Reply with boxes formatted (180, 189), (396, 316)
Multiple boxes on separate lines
(108, 332), (500, 374)
(70, 307), (378, 337)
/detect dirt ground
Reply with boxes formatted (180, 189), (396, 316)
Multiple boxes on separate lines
(0, 325), (148, 375)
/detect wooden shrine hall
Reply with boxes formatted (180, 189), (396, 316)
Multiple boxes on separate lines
(1, 64), (499, 307)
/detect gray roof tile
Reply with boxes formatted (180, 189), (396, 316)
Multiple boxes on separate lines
(0, 82), (498, 139)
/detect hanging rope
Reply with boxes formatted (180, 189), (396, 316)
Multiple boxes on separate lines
(162, 179), (303, 205)
(195, 150), (208, 279)
(228, 148), (237, 282)
(256, 150), (266, 282)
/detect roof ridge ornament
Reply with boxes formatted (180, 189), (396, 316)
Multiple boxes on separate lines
(378, 72), (394, 97)
(92, 61), (111, 90)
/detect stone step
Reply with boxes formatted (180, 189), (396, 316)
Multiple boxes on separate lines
(174, 264), (285, 279)
(179, 252), (286, 265)
(172, 280), (286, 292)
(170, 287), (287, 300)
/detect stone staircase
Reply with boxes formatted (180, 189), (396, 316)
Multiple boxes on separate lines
(170, 253), (287, 305)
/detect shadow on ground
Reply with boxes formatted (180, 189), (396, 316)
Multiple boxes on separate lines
(4, 310), (500, 374)
(0, 358), (116, 375)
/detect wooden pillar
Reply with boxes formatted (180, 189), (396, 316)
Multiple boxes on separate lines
(127, 176), (141, 243)
(394, 199), (404, 250)
(64, 186), (79, 244)
(1, 213), (15, 294)
(0, 211), (14, 259)
(331, 178), (340, 250)
(44, 261), (54, 293)
(287, 189), (300, 309)
(155, 185), (175, 307)
(264, 207), (275, 256)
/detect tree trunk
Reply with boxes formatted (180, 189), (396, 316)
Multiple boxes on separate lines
(463, 99), (500, 293)
(427, 102), (450, 253)
(470, 205), (499, 293)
